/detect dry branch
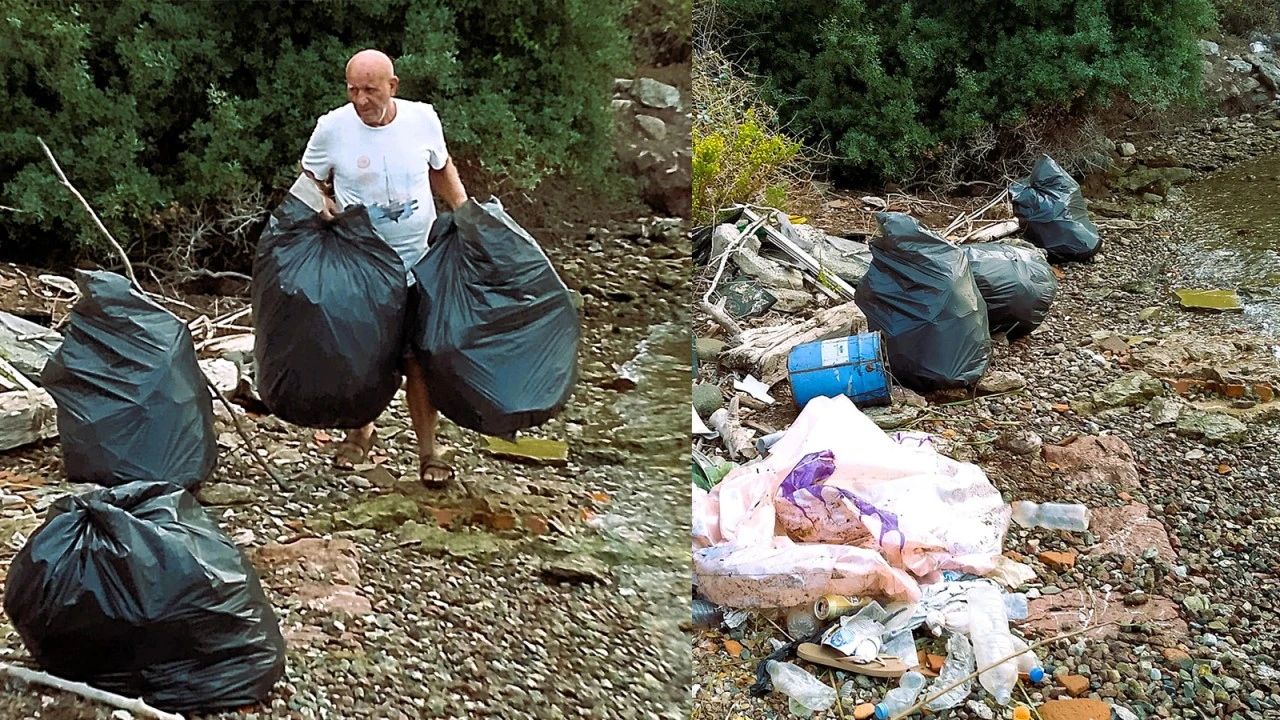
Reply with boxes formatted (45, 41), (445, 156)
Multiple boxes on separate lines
(1, 662), (185, 720)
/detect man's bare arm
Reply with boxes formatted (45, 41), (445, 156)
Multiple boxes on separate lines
(429, 157), (467, 210)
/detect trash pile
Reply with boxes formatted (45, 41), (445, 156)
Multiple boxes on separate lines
(8, 271), (284, 714)
(693, 395), (1080, 717)
(693, 155), (1102, 717)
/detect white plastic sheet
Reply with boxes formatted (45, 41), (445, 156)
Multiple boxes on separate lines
(691, 395), (1011, 608)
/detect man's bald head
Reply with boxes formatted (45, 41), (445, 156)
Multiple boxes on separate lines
(346, 49), (395, 83)
(345, 49), (399, 126)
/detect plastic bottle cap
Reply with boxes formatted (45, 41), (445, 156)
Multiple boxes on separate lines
(874, 704), (889, 720)
(1029, 666), (1045, 683)
(1013, 707), (1031, 720)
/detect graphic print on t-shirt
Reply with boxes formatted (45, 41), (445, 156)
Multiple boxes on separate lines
(366, 156), (419, 226)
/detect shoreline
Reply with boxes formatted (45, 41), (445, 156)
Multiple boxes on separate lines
(692, 103), (1280, 719)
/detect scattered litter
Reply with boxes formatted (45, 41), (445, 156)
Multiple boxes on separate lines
(734, 374), (776, 404)
(1173, 288), (1244, 312)
(1010, 500), (1090, 531)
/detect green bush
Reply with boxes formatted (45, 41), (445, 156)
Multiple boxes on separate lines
(0, 0), (633, 266)
(714, 0), (1216, 182)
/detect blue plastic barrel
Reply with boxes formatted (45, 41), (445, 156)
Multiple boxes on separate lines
(788, 332), (892, 408)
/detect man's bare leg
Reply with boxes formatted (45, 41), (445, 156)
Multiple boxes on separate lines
(403, 355), (451, 486)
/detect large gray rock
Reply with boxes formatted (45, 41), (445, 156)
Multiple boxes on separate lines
(736, 237), (805, 290)
(1093, 371), (1164, 409)
(0, 312), (62, 382)
(1199, 40), (1220, 56)
(631, 78), (682, 111)
(1175, 410), (1248, 444)
(1147, 396), (1185, 426)
(1228, 58), (1254, 74)
(1245, 53), (1280, 91)
(1115, 166), (1194, 195)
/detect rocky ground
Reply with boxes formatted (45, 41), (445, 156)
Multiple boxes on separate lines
(0, 203), (691, 718)
(691, 89), (1280, 719)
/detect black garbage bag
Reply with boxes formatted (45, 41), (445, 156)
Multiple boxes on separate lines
(854, 212), (991, 391)
(1010, 155), (1103, 262)
(963, 243), (1059, 339)
(3, 481), (286, 714)
(252, 193), (408, 428)
(408, 197), (579, 437)
(40, 270), (216, 488)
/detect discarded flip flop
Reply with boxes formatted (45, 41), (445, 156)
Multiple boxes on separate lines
(795, 643), (911, 678)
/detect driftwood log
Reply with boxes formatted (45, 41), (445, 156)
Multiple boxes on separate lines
(719, 300), (869, 386)
(0, 389), (58, 452)
(0, 311), (61, 381)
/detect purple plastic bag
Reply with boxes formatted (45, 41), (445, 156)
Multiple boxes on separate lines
(778, 451), (905, 550)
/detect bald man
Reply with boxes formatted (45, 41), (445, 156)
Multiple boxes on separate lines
(300, 49), (468, 488)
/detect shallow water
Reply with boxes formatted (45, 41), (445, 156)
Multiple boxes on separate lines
(1179, 153), (1280, 334)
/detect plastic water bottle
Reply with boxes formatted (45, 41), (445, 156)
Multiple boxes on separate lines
(874, 671), (926, 719)
(1010, 501), (1090, 531)
(924, 632), (975, 711)
(1004, 592), (1029, 620)
(966, 583), (1018, 705)
(786, 604), (821, 639)
(1008, 634), (1046, 683)
(766, 660), (836, 715)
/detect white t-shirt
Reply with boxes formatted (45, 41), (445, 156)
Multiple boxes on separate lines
(301, 100), (449, 274)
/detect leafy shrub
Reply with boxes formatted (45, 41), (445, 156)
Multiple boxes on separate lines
(714, 0), (1216, 183)
(0, 0), (633, 267)
(692, 48), (815, 224)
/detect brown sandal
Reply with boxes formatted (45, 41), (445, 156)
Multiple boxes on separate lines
(333, 429), (377, 469)
(419, 456), (455, 489)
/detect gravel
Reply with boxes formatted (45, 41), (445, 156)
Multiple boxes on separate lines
(0, 217), (691, 719)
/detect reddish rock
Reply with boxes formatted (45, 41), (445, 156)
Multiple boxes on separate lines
(1039, 550), (1078, 570)
(1162, 647), (1191, 663)
(1039, 699), (1112, 720)
(253, 538), (361, 586)
(295, 583), (373, 615)
(1042, 435), (1139, 490)
(1117, 491), (1132, 502)
(282, 626), (329, 647)
(926, 653), (945, 673)
(1060, 674), (1091, 697)
(1024, 588), (1188, 643)
(252, 538), (371, 616)
(1225, 384), (1247, 399)
(1255, 384), (1275, 403)
(523, 514), (550, 536)
(1087, 504), (1178, 565)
